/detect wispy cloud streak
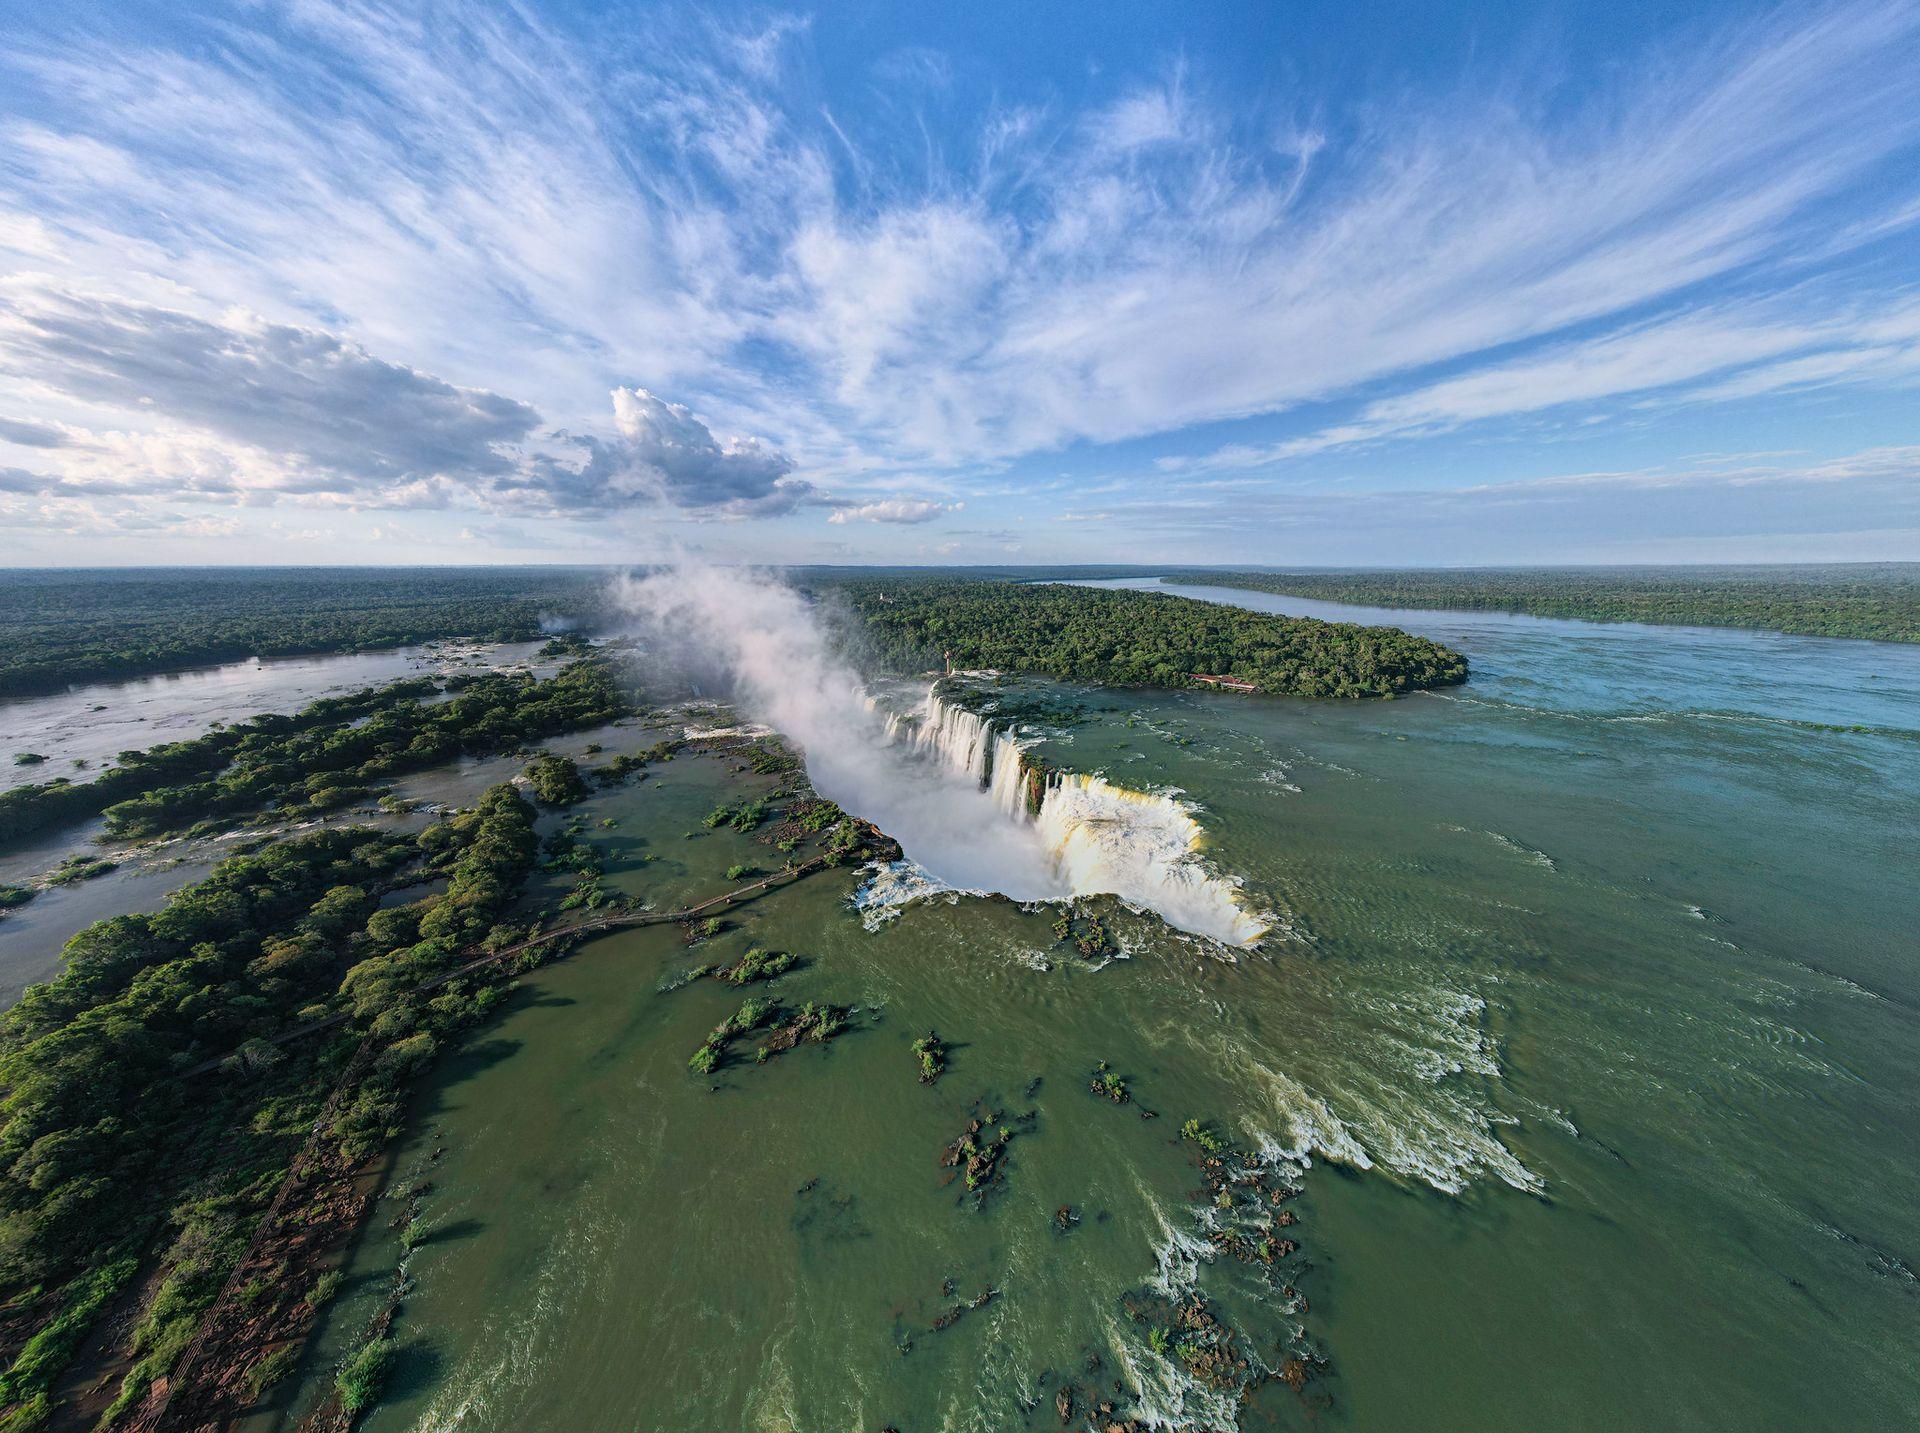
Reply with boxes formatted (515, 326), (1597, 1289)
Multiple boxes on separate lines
(0, 0), (1916, 557)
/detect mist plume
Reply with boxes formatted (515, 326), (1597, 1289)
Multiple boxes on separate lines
(612, 563), (1266, 945)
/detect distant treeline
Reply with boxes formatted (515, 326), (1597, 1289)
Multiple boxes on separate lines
(0, 566), (1184, 698)
(828, 579), (1468, 697)
(7, 563), (1910, 700)
(1169, 565), (1920, 644)
(0, 566), (1322, 699)
(0, 567), (611, 698)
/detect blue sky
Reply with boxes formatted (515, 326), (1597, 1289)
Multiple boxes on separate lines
(1, 0), (1917, 566)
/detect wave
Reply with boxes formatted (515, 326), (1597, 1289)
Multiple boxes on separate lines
(1443, 824), (1558, 871)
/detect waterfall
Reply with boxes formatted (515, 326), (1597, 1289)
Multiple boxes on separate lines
(892, 688), (997, 785)
(987, 729), (1029, 818)
(883, 686), (1269, 948)
(614, 565), (1259, 941)
(1033, 771), (1268, 947)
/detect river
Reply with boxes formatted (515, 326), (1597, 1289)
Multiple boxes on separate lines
(0, 640), (566, 1004)
(253, 580), (1917, 1431)
(0, 639), (558, 793)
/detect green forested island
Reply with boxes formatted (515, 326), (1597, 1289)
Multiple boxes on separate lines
(830, 579), (1469, 697)
(1170, 565), (1920, 643)
(0, 660), (625, 850)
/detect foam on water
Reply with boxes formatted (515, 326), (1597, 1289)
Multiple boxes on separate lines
(1033, 769), (1268, 947)
(872, 686), (1270, 948)
(851, 859), (970, 930)
(1178, 985), (1545, 1197)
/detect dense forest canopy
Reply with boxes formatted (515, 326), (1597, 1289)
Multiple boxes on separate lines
(1169, 565), (1920, 643)
(0, 786), (547, 1421)
(824, 579), (1468, 697)
(0, 566), (1161, 698)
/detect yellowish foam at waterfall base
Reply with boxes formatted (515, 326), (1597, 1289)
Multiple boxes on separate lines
(1035, 771), (1270, 948)
(884, 686), (1270, 949)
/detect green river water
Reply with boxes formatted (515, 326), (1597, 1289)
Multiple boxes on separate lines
(247, 582), (1915, 1431)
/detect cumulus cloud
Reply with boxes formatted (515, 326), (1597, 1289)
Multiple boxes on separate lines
(827, 497), (958, 524)
(503, 388), (816, 519)
(607, 388), (808, 512)
(0, 284), (817, 524)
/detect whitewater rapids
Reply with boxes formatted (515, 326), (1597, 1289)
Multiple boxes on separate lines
(876, 686), (1269, 948)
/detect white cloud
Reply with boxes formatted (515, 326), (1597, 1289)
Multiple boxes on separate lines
(0, 415), (70, 448)
(504, 387), (814, 519)
(0, 0), (1917, 551)
(0, 285), (814, 522)
(0, 287), (540, 493)
(827, 498), (959, 525)
(1165, 298), (1920, 474)
(1057, 446), (1920, 563)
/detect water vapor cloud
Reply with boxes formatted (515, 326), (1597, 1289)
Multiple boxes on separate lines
(612, 563), (1266, 946)
(612, 562), (1061, 895)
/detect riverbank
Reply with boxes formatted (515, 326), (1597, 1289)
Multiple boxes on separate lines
(1167, 564), (1920, 644)
(113, 843), (865, 1430)
(0, 704), (899, 1430)
(0, 641), (564, 796)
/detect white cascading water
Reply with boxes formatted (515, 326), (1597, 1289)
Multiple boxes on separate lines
(1035, 771), (1268, 947)
(885, 686), (1269, 948)
(613, 565), (1265, 949)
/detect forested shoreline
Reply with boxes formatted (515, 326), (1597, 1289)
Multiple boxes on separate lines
(1169, 565), (1920, 643)
(0, 650), (645, 1423)
(0, 657), (883, 1425)
(0, 787), (544, 1426)
(828, 579), (1468, 697)
(0, 659), (625, 853)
